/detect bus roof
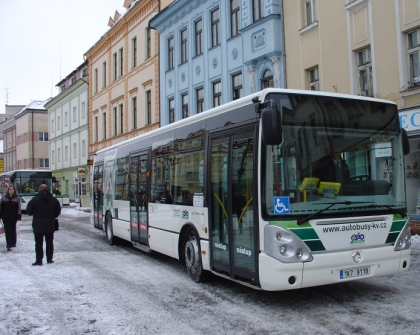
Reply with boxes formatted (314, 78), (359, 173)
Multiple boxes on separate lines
(94, 88), (397, 156)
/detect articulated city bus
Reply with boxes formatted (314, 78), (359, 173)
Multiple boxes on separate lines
(91, 88), (411, 291)
(0, 169), (54, 212)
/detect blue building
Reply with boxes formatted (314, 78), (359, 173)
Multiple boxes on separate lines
(149, 0), (285, 126)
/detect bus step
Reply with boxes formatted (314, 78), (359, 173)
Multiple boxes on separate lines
(132, 242), (151, 253)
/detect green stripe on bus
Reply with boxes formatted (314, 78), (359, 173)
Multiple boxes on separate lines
(268, 221), (312, 229)
(290, 228), (320, 240)
(390, 220), (406, 232)
(303, 240), (326, 251)
(385, 232), (399, 244)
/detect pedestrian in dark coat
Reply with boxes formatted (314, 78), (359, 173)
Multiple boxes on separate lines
(0, 185), (21, 251)
(26, 184), (61, 266)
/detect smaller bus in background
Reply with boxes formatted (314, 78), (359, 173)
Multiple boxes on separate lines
(0, 170), (55, 213)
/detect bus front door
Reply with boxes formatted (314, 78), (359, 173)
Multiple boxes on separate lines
(93, 164), (104, 229)
(129, 151), (150, 245)
(209, 128), (258, 285)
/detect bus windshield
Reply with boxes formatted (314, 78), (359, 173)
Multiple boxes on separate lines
(263, 93), (405, 218)
(10, 171), (53, 196)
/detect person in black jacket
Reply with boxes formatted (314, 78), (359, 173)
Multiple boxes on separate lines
(0, 185), (22, 251)
(26, 184), (61, 266)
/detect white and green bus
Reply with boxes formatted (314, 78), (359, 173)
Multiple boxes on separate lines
(0, 169), (55, 212)
(91, 88), (411, 291)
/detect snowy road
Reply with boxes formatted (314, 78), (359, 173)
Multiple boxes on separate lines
(1, 209), (420, 335)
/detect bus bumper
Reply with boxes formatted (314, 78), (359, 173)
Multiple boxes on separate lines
(259, 246), (410, 291)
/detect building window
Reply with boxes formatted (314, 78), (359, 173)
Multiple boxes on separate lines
(119, 104), (124, 134)
(232, 73), (242, 100)
(58, 148), (61, 162)
(146, 90), (152, 124)
(408, 30), (420, 87)
(113, 107), (118, 136)
(181, 28), (188, 63)
(196, 87), (204, 114)
(309, 67), (319, 91)
(169, 98), (175, 124)
(168, 37), (174, 70)
(182, 93), (189, 119)
(51, 120), (54, 133)
(17, 135), (20, 145)
(102, 112), (107, 140)
(230, 0), (240, 37)
(39, 159), (49, 168)
(94, 117), (98, 142)
(119, 48), (124, 77)
(113, 52), (117, 81)
(38, 132), (48, 141)
(253, 0), (263, 22)
(57, 116), (60, 130)
(358, 48), (373, 96)
(52, 150), (55, 164)
(65, 146), (68, 161)
(305, 0), (316, 26)
(213, 80), (222, 107)
(73, 106), (77, 123)
(82, 140), (86, 157)
(73, 143), (77, 158)
(24, 159), (27, 169)
(211, 8), (220, 47)
(82, 102), (86, 118)
(65, 112), (68, 126)
(102, 61), (107, 88)
(132, 97), (137, 129)
(94, 68), (98, 93)
(132, 36), (137, 68)
(195, 19), (203, 56)
(262, 70), (273, 88)
(146, 27), (151, 59)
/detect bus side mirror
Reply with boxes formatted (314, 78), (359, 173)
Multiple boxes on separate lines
(10, 176), (15, 183)
(402, 128), (410, 155)
(52, 177), (56, 183)
(261, 102), (282, 145)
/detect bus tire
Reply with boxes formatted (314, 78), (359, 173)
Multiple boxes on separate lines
(185, 227), (206, 283)
(105, 212), (117, 246)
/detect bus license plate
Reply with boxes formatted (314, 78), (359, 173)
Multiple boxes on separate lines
(339, 266), (370, 279)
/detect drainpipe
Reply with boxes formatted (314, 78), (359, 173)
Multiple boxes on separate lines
(32, 109), (34, 169)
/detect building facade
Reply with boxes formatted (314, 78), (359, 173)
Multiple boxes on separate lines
(149, 0), (285, 126)
(0, 105), (25, 140)
(2, 100), (51, 172)
(45, 62), (90, 202)
(84, 0), (171, 161)
(282, 0), (420, 213)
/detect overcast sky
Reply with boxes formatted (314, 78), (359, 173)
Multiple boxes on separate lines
(0, 0), (126, 111)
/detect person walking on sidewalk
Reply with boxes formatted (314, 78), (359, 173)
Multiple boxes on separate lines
(0, 185), (22, 251)
(26, 184), (61, 266)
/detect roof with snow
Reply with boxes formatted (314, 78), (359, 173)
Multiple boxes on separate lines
(14, 98), (52, 119)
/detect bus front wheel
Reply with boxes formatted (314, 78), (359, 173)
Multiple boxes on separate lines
(185, 227), (206, 283)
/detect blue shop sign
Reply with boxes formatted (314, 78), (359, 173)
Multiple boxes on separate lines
(399, 109), (420, 133)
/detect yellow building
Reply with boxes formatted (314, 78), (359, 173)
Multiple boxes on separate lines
(283, 0), (420, 213)
(84, 0), (172, 159)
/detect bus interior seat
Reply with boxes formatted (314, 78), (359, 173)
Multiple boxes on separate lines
(341, 180), (390, 196)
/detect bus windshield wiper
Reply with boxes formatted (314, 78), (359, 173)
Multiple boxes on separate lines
(296, 201), (375, 225)
(366, 204), (406, 218)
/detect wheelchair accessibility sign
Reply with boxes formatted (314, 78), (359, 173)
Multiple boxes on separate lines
(273, 196), (290, 214)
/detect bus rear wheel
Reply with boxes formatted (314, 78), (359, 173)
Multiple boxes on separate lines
(185, 227), (206, 283)
(105, 212), (117, 246)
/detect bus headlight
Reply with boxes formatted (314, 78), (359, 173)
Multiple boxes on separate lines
(394, 221), (411, 251)
(264, 225), (313, 263)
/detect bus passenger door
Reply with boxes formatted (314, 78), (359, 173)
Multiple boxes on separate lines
(93, 164), (104, 229)
(209, 129), (258, 285)
(129, 151), (150, 245)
